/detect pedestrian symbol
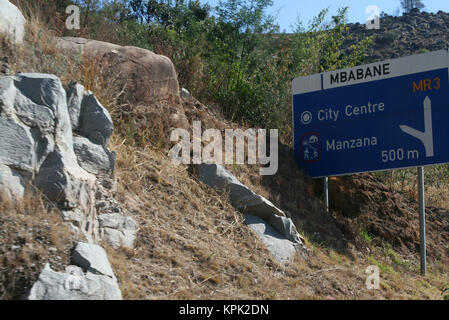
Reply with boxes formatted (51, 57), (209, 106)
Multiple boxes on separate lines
(301, 133), (320, 162)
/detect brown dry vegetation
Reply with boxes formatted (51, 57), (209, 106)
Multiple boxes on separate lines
(0, 191), (78, 299)
(0, 3), (448, 300)
(105, 136), (449, 300)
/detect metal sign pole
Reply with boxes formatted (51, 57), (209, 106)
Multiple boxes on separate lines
(418, 166), (426, 275)
(323, 177), (329, 212)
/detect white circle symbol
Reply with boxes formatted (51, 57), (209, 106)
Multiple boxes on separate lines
(300, 111), (312, 125)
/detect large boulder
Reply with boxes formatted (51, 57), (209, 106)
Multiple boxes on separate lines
(56, 37), (189, 132)
(0, 0), (25, 44)
(0, 74), (96, 211)
(56, 37), (180, 105)
(28, 242), (122, 300)
(197, 163), (305, 247)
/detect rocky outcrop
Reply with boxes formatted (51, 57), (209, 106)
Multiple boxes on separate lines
(28, 242), (122, 300)
(94, 177), (138, 249)
(346, 9), (449, 63)
(0, 0), (25, 44)
(0, 73), (137, 250)
(196, 163), (306, 263)
(0, 74), (96, 212)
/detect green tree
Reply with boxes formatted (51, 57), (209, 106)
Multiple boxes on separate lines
(205, 0), (279, 123)
(67, 0), (371, 140)
(401, 0), (425, 13)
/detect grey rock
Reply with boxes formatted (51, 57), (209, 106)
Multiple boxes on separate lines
(12, 91), (55, 133)
(34, 148), (95, 210)
(101, 228), (135, 249)
(60, 208), (95, 237)
(65, 265), (84, 276)
(11, 74), (74, 150)
(0, 116), (34, 172)
(0, 74), (97, 211)
(197, 164), (305, 247)
(0, 164), (26, 198)
(245, 215), (297, 264)
(28, 264), (122, 300)
(197, 163), (280, 213)
(0, 76), (56, 173)
(97, 177), (115, 191)
(0, 0), (25, 44)
(71, 242), (115, 278)
(98, 213), (137, 249)
(78, 93), (113, 147)
(73, 136), (116, 176)
(66, 82), (85, 131)
(61, 208), (84, 226)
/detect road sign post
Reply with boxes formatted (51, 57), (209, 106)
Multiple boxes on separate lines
(292, 50), (449, 274)
(418, 166), (426, 275)
(323, 177), (329, 212)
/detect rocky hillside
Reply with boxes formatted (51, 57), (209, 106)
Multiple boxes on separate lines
(346, 8), (449, 62)
(0, 1), (448, 300)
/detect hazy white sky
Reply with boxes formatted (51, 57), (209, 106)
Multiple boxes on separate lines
(201, 0), (449, 32)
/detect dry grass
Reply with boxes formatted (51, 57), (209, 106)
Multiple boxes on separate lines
(103, 132), (449, 300)
(0, 190), (77, 300)
(375, 166), (449, 209)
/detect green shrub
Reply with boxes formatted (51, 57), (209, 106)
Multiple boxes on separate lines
(376, 30), (400, 45)
(20, 0), (371, 142)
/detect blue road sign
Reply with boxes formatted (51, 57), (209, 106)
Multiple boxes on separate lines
(292, 50), (449, 178)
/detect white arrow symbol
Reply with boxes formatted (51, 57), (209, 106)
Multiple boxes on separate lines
(399, 96), (434, 157)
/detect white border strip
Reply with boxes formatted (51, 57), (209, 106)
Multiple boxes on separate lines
(292, 49), (449, 95)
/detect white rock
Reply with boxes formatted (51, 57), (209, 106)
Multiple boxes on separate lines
(28, 264), (122, 300)
(245, 214), (298, 264)
(0, 0), (26, 44)
(98, 213), (137, 249)
(73, 136), (116, 176)
(0, 116), (34, 172)
(66, 82), (85, 131)
(0, 164), (26, 199)
(71, 242), (115, 278)
(197, 163), (305, 246)
(0, 74), (96, 212)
